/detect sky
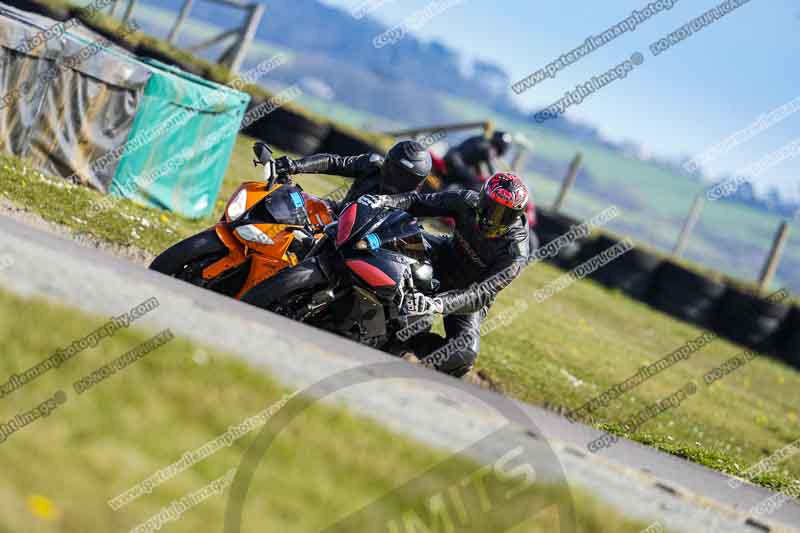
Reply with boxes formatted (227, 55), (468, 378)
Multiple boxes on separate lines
(321, 0), (800, 198)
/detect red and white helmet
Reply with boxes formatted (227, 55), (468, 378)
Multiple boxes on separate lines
(477, 172), (529, 237)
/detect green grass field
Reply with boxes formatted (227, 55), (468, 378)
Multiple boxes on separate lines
(0, 288), (655, 532)
(476, 264), (800, 492)
(2, 140), (800, 498)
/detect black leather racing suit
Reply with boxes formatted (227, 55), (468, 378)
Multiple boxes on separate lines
(286, 153), (390, 212)
(387, 189), (530, 376)
(443, 136), (497, 190)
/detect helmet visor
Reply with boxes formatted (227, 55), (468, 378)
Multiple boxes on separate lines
(477, 194), (519, 237)
(383, 159), (428, 194)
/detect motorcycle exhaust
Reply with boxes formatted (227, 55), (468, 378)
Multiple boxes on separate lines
(306, 288), (336, 313)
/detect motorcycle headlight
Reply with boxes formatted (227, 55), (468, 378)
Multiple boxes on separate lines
(227, 189), (248, 221)
(235, 224), (274, 245)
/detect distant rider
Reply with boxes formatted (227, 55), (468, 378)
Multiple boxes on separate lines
(273, 140), (432, 212)
(362, 172), (530, 377)
(442, 130), (513, 190)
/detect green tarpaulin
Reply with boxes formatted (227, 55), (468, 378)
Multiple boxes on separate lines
(111, 59), (249, 218)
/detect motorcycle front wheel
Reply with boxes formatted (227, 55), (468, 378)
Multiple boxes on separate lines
(149, 229), (228, 283)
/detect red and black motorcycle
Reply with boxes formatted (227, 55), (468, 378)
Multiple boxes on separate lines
(240, 198), (439, 350)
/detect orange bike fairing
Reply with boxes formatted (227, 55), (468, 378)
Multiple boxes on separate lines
(203, 185), (333, 298)
(202, 224), (247, 280)
(203, 222), (299, 281)
(302, 193), (335, 228)
(223, 181), (270, 223)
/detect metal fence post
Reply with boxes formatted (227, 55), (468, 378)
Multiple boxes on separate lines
(673, 194), (705, 257)
(758, 221), (790, 289)
(121, 0), (138, 24)
(167, 0), (195, 44)
(552, 152), (582, 213)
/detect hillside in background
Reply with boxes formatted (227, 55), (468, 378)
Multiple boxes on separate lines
(138, 0), (649, 151)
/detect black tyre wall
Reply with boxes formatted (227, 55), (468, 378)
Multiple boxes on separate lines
(713, 287), (791, 352)
(317, 126), (381, 157)
(647, 262), (726, 327)
(241, 101), (329, 155)
(776, 306), (800, 368)
(532, 210), (594, 269)
(590, 235), (661, 299)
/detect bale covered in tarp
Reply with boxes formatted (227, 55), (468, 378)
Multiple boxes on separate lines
(0, 3), (250, 218)
(109, 59), (249, 218)
(0, 3), (148, 190)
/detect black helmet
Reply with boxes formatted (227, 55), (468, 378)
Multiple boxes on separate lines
(382, 140), (432, 194)
(490, 131), (513, 157)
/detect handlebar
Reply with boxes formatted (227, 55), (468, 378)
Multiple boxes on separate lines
(252, 141), (293, 189)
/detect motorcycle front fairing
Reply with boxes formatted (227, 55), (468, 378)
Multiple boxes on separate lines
(261, 185), (311, 226)
(203, 183), (321, 298)
(335, 202), (430, 300)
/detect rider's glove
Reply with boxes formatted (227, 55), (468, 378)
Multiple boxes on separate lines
(274, 156), (297, 175)
(403, 292), (444, 316)
(358, 194), (393, 209)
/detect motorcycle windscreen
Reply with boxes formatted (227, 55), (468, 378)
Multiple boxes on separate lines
(337, 203), (359, 246)
(367, 211), (426, 260)
(263, 185), (309, 226)
(338, 201), (401, 246)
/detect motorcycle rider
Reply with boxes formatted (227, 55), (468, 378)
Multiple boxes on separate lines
(442, 130), (513, 190)
(362, 172), (531, 377)
(273, 140), (432, 212)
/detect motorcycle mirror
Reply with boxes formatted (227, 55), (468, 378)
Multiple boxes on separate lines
(253, 142), (273, 167)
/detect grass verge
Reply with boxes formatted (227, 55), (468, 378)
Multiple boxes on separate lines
(479, 267), (800, 493)
(0, 288), (651, 532)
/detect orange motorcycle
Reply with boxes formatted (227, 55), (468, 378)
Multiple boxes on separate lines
(149, 142), (335, 299)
